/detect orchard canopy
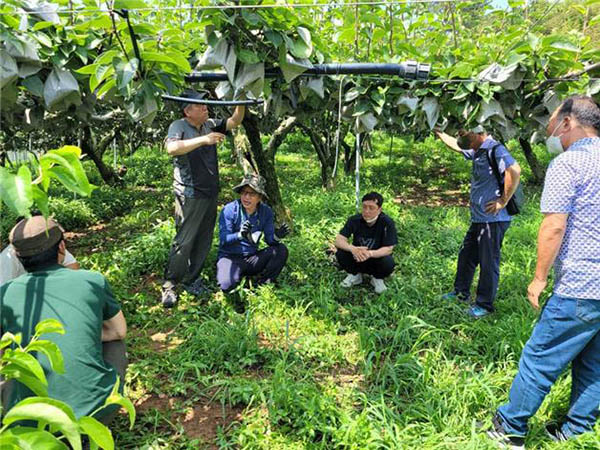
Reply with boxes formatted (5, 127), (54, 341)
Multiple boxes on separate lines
(1, 0), (599, 216)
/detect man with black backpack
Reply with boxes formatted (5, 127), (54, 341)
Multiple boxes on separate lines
(435, 126), (521, 318)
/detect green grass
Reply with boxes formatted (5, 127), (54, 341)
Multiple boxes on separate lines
(12, 135), (600, 449)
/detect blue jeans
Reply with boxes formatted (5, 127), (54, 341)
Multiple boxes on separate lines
(497, 294), (600, 438)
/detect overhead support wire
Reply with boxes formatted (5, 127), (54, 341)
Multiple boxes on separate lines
(0, 0), (487, 16)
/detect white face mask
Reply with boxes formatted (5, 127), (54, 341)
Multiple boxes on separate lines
(365, 214), (379, 224)
(545, 120), (565, 155)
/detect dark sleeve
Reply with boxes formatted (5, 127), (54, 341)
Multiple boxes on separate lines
(339, 217), (356, 238)
(381, 217), (398, 247)
(102, 277), (121, 320)
(219, 204), (242, 245)
(263, 206), (277, 246)
(208, 118), (228, 135)
(166, 120), (185, 141)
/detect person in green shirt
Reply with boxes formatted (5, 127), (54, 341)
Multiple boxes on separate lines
(0, 216), (127, 424)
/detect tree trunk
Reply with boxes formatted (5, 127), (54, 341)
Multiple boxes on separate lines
(242, 112), (291, 222)
(299, 123), (336, 189)
(518, 137), (545, 185)
(80, 124), (119, 185)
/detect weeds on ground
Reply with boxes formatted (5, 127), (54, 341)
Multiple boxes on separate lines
(19, 136), (600, 449)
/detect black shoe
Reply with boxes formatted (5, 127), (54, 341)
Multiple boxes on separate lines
(183, 278), (209, 296)
(486, 414), (525, 449)
(161, 286), (178, 308)
(545, 423), (569, 442)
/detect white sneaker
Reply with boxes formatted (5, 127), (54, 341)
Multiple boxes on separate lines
(370, 277), (387, 294)
(341, 273), (362, 288)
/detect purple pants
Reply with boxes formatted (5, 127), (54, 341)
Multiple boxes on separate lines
(217, 244), (288, 292)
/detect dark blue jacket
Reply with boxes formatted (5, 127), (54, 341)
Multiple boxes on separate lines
(218, 200), (277, 258)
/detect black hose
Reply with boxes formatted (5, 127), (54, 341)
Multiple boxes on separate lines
(162, 94), (264, 106)
(186, 61), (431, 83)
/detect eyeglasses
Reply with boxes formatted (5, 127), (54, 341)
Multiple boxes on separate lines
(241, 190), (259, 198)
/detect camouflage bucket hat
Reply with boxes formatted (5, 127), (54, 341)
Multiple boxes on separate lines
(233, 174), (268, 199)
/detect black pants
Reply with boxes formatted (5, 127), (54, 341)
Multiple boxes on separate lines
(216, 244), (289, 292)
(336, 250), (395, 279)
(454, 221), (510, 312)
(164, 194), (218, 286)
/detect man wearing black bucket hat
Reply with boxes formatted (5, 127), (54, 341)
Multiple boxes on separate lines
(162, 89), (245, 308)
(216, 174), (289, 297)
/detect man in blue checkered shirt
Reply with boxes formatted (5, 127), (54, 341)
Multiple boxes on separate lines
(487, 96), (600, 449)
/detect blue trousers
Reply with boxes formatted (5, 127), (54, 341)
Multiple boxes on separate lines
(454, 221), (510, 311)
(216, 244), (288, 292)
(497, 295), (600, 438)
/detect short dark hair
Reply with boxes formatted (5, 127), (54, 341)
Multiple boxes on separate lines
(18, 238), (62, 272)
(555, 96), (600, 133)
(362, 192), (384, 207)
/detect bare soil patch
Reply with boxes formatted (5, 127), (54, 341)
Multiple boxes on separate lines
(135, 394), (244, 448)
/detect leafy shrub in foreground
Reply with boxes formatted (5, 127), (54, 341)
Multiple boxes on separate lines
(0, 319), (135, 450)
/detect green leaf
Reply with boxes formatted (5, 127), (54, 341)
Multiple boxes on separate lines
(104, 381), (135, 429)
(3, 398), (81, 450)
(75, 64), (98, 75)
(1, 365), (48, 396)
(549, 41), (579, 53)
(33, 33), (53, 48)
(78, 417), (114, 450)
(96, 79), (116, 99)
(34, 318), (66, 337)
(237, 49), (260, 64)
(117, 58), (138, 90)
(32, 185), (50, 219)
(264, 30), (282, 47)
(164, 51), (191, 73)
(4, 350), (47, 386)
(0, 166), (33, 218)
(40, 146), (94, 197)
(141, 51), (177, 65)
(589, 14), (600, 27)
(8, 426), (69, 450)
(22, 75), (44, 97)
(113, 0), (147, 8)
(1, 331), (22, 349)
(26, 340), (64, 374)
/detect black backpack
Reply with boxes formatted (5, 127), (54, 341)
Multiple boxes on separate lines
(485, 143), (524, 216)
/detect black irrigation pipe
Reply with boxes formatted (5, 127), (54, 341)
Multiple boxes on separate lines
(162, 95), (264, 106)
(186, 62), (431, 83)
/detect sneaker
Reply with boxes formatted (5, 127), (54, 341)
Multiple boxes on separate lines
(183, 278), (209, 296)
(341, 273), (362, 288)
(441, 291), (470, 302)
(370, 277), (387, 294)
(161, 285), (178, 308)
(467, 305), (492, 319)
(545, 423), (569, 442)
(486, 414), (525, 450)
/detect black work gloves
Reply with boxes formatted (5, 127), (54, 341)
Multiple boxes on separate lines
(275, 223), (290, 240)
(239, 219), (256, 245)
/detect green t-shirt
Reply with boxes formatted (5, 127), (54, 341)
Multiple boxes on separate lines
(0, 264), (121, 419)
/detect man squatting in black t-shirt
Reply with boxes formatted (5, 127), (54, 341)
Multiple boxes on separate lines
(161, 90), (245, 308)
(334, 192), (398, 294)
